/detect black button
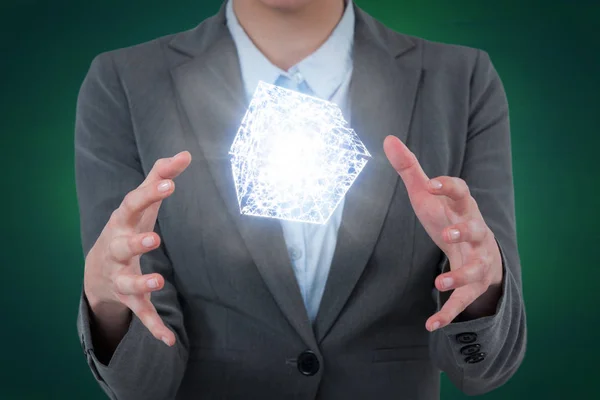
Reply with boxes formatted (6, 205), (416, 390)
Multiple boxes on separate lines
(465, 352), (486, 364)
(297, 350), (320, 376)
(460, 344), (481, 356)
(456, 332), (477, 344)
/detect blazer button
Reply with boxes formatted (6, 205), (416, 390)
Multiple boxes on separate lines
(460, 344), (481, 356)
(456, 332), (477, 344)
(297, 350), (320, 376)
(465, 352), (487, 364)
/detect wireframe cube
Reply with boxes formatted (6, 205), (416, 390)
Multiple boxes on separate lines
(229, 81), (371, 224)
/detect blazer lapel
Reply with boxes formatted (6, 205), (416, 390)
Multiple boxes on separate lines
(168, 6), (317, 350)
(313, 6), (423, 342)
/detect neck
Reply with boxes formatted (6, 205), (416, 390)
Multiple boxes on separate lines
(232, 0), (346, 71)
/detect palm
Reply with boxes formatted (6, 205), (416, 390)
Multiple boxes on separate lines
(408, 191), (474, 270)
(410, 192), (451, 247)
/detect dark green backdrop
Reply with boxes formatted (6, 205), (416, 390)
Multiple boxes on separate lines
(2, 0), (599, 398)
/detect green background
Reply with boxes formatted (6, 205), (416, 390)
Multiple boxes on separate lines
(1, 0), (599, 398)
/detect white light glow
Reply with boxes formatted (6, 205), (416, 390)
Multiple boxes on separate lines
(229, 81), (371, 224)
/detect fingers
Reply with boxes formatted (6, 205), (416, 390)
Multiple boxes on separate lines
(110, 151), (191, 227)
(383, 135), (429, 192)
(143, 151), (192, 186)
(114, 272), (165, 295)
(427, 176), (473, 214)
(435, 256), (492, 292)
(427, 255), (493, 330)
(426, 285), (485, 331)
(441, 219), (489, 245)
(108, 232), (162, 263)
(127, 295), (176, 346)
(113, 272), (176, 344)
(112, 179), (175, 225)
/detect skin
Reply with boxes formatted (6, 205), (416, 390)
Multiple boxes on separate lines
(232, 0), (345, 70)
(382, 136), (503, 332)
(84, 0), (503, 359)
(84, 151), (192, 357)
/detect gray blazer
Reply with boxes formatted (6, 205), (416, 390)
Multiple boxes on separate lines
(75, 2), (526, 399)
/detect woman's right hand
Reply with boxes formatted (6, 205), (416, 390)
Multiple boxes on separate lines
(83, 151), (192, 347)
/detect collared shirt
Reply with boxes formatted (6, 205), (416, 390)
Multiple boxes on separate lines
(226, 0), (355, 321)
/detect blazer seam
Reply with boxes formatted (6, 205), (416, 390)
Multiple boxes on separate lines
(446, 332), (466, 390)
(457, 49), (481, 179)
(107, 51), (142, 163)
(394, 44), (425, 309)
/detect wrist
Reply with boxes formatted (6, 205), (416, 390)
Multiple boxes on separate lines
(84, 283), (129, 322)
(85, 291), (131, 348)
(490, 232), (504, 284)
(87, 296), (130, 321)
(85, 297), (132, 365)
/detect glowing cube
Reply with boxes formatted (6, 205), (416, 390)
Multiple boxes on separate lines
(229, 81), (371, 224)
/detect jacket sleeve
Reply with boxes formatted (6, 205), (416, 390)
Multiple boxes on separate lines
(428, 49), (527, 396)
(74, 51), (189, 400)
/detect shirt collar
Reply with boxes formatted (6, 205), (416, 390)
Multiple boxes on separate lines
(226, 0), (355, 100)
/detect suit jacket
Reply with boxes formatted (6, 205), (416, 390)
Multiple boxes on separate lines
(75, 2), (526, 399)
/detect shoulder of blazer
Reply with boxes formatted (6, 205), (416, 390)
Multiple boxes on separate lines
(88, 5), (224, 77)
(354, 5), (482, 76)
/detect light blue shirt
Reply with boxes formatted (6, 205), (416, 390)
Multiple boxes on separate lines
(226, 0), (355, 321)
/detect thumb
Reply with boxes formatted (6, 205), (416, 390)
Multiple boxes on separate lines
(383, 135), (429, 193)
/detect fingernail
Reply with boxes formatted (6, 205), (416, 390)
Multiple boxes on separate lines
(442, 277), (454, 289)
(431, 321), (440, 331)
(429, 179), (442, 189)
(147, 278), (159, 289)
(448, 229), (460, 241)
(161, 336), (171, 346)
(158, 181), (171, 192)
(142, 236), (155, 247)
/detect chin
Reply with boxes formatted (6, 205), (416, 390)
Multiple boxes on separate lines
(257, 0), (318, 11)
